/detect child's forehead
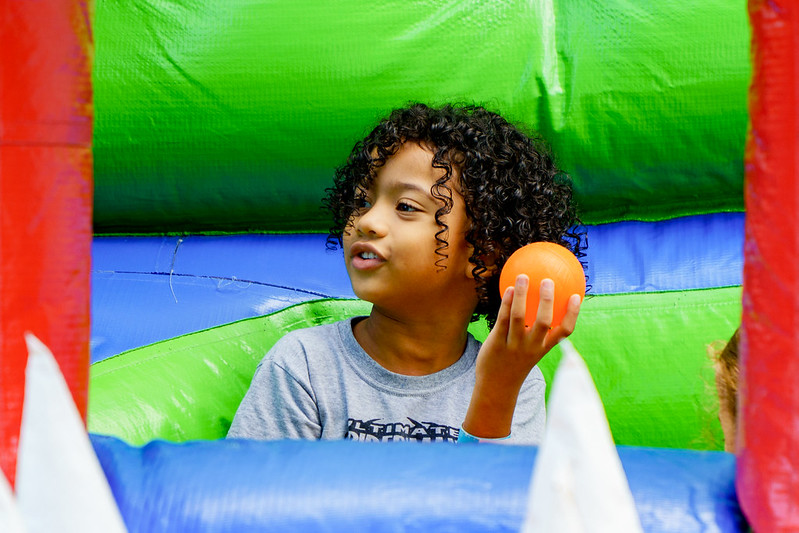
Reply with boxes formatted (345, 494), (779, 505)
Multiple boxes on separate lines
(358, 151), (464, 201)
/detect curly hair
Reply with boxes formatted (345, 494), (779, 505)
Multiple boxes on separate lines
(711, 328), (739, 420)
(323, 102), (586, 327)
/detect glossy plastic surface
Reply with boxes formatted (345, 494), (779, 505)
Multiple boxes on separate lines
(92, 0), (749, 233)
(0, 0), (92, 485)
(90, 234), (355, 362)
(739, 1), (799, 529)
(89, 300), (370, 444)
(89, 289), (741, 450)
(499, 242), (586, 328)
(90, 435), (747, 533)
(90, 212), (744, 362)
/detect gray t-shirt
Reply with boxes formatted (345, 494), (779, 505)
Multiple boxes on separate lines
(227, 318), (546, 444)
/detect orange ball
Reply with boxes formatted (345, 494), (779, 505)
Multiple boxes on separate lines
(498, 242), (585, 328)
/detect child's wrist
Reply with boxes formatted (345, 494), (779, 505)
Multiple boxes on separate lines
(457, 425), (511, 443)
(466, 383), (520, 430)
(473, 371), (526, 402)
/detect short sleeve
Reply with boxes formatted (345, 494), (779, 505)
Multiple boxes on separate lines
(509, 366), (547, 445)
(227, 337), (322, 441)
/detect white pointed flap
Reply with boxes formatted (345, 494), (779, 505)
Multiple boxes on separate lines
(522, 340), (642, 533)
(0, 467), (26, 533)
(16, 332), (127, 533)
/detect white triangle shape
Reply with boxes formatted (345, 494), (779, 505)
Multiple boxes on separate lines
(0, 466), (26, 533)
(522, 340), (643, 533)
(16, 332), (127, 533)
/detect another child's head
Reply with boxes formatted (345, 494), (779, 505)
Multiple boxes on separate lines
(709, 327), (739, 453)
(324, 102), (585, 327)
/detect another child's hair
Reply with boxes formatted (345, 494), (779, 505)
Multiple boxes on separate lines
(323, 102), (586, 327)
(712, 327), (740, 421)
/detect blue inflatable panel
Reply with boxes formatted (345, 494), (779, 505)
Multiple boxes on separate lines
(91, 213), (743, 362)
(584, 212), (744, 294)
(90, 435), (747, 532)
(92, 233), (354, 296)
(91, 234), (355, 362)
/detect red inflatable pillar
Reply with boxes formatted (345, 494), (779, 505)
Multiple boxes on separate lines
(0, 2), (93, 486)
(741, 1), (799, 529)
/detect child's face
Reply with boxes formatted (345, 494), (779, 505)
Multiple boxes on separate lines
(342, 142), (477, 315)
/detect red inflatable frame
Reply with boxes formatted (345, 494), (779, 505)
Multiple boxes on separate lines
(740, 1), (799, 529)
(0, 0), (93, 486)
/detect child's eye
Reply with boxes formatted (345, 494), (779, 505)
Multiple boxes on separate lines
(397, 202), (418, 212)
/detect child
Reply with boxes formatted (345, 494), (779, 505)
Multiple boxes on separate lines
(709, 327), (740, 453)
(227, 103), (586, 444)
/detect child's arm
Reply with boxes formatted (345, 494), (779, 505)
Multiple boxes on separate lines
(462, 274), (581, 440)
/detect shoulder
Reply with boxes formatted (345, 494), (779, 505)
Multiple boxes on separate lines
(272, 320), (345, 348)
(260, 318), (356, 370)
(515, 364), (546, 402)
(523, 364), (546, 387)
(525, 364), (545, 383)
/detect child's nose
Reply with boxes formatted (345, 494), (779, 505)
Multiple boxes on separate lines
(356, 203), (388, 237)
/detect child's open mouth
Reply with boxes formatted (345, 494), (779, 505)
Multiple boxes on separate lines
(351, 247), (385, 270)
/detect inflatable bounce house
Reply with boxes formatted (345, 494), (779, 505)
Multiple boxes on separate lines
(3, 0), (799, 530)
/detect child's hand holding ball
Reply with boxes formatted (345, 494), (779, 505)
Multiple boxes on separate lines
(498, 242), (585, 329)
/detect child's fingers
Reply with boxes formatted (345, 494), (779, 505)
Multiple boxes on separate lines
(558, 293), (582, 335)
(532, 278), (555, 336)
(508, 274), (529, 336)
(547, 293), (581, 348)
(492, 285), (514, 340)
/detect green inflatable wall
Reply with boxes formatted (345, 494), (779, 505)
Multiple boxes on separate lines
(93, 0), (749, 234)
(89, 290), (741, 450)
